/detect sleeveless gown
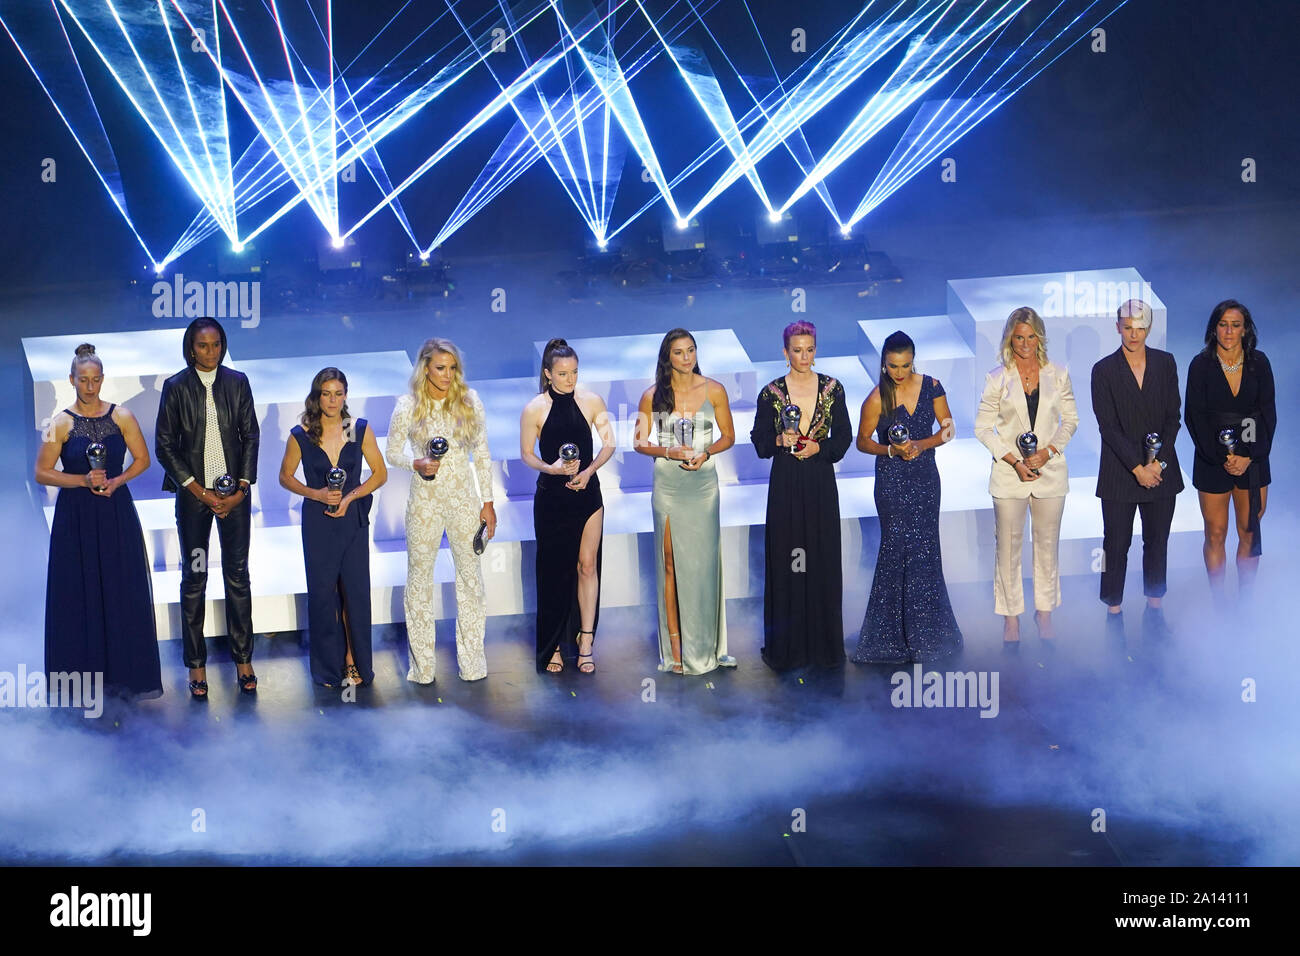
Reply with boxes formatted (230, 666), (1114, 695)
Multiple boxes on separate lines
(652, 396), (727, 674)
(534, 387), (603, 670)
(292, 419), (374, 685)
(44, 405), (162, 697)
(853, 375), (963, 663)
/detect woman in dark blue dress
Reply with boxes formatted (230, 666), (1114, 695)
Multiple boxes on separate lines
(37, 343), (162, 699)
(279, 368), (388, 686)
(853, 331), (963, 664)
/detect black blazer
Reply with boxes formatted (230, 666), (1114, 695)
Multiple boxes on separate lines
(155, 365), (260, 492)
(1091, 347), (1184, 502)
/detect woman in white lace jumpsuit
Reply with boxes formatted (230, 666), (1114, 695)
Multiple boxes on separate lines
(386, 339), (496, 682)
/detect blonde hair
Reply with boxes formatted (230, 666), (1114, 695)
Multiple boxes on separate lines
(70, 342), (103, 377)
(409, 338), (478, 445)
(999, 307), (1049, 368)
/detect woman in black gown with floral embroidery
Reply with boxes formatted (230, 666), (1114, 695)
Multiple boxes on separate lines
(750, 321), (852, 670)
(853, 331), (963, 664)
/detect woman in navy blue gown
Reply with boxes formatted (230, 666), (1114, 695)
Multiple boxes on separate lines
(853, 331), (963, 664)
(37, 344), (162, 698)
(279, 368), (388, 686)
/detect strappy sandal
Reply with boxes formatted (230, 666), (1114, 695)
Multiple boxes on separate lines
(236, 668), (258, 694)
(546, 649), (564, 674)
(669, 632), (682, 674)
(577, 630), (596, 674)
(344, 663), (364, 686)
(188, 679), (208, 700)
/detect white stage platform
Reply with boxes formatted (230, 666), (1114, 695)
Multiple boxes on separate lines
(23, 267), (1200, 641)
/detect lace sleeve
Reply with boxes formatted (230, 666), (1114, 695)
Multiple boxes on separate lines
(469, 391), (493, 503)
(386, 395), (415, 471)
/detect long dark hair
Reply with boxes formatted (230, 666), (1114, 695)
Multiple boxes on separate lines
(300, 367), (350, 445)
(1203, 299), (1258, 363)
(652, 328), (701, 413)
(182, 317), (227, 366)
(539, 337), (578, 392)
(878, 330), (916, 422)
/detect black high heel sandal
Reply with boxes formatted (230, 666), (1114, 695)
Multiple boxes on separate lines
(577, 629), (596, 674)
(188, 679), (208, 700)
(236, 669), (258, 694)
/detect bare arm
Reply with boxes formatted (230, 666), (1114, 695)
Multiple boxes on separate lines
(632, 388), (666, 458)
(278, 435), (322, 503)
(705, 380), (736, 456)
(915, 391), (955, 452)
(519, 398), (558, 475)
(856, 388), (890, 456)
(348, 424), (388, 503)
(33, 415), (89, 489)
(583, 392), (617, 478)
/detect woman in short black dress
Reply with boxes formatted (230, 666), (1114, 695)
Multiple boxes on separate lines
(1184, 299), (1275, 601)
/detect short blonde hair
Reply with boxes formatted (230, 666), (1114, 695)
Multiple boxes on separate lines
(998, 307), (1049, 368)
(1117, 299), (1153, 329)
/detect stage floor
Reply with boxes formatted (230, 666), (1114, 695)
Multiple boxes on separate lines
(2, 564), (1292, 866)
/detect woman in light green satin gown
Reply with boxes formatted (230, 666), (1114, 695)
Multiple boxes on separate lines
(634, 329), (736, 674)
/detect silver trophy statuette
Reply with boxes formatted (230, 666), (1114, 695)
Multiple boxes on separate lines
(213, 473), (237, 497)
(325, 467), (346, 514)
(421, 436), (449, 481)
(1218, 426), (1238, 457)
(780, 404), (801, 452)
(559, 442), (581, 481)
(85, 441), (108, 491)
(887, 422), (911, 448)
(1144, 432), (1162, 466)
(673, 415), (695, 450)
(1017, 431), (1040, 475)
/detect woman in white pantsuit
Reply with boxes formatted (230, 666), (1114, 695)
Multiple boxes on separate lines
(974, 308), (1079, 645)
(387, 339), (497, 682)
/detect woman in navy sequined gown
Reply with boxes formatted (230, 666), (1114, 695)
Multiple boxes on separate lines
(279, 368), (388, 687)
(853, 331), (963, 664)
(37, 344), (162, 698)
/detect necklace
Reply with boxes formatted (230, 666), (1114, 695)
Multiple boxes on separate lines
(1218, 351), (1243, 374)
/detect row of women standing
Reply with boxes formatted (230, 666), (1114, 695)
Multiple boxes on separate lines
(39, 298), (1274, 698)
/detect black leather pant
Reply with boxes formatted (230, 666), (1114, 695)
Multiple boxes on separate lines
(176, 490), (254, 668)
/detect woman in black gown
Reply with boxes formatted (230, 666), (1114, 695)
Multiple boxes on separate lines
(37, 343), (162, 699)
(852, 331), (963, 664)
(279, 368), (388, 687)
(1184, 299), (1275, 602)
(520, 339), (616, 673)
(750, 320), (852, 670)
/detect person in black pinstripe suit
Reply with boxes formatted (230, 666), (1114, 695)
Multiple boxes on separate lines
(1091, 299), (1184, 636)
